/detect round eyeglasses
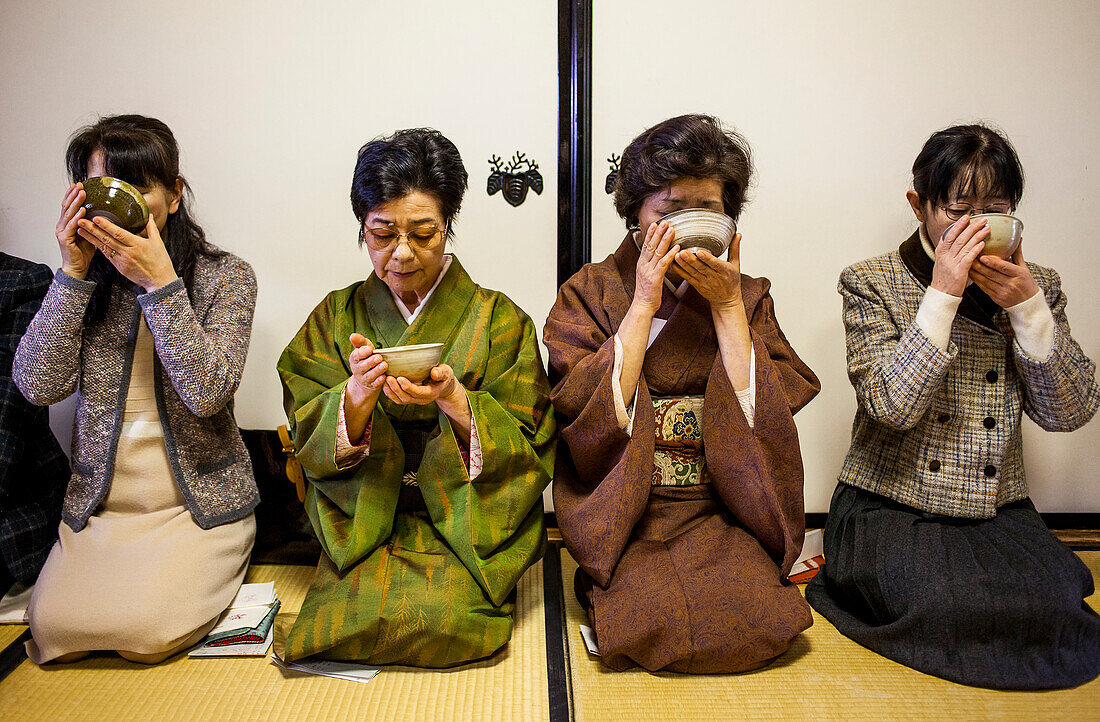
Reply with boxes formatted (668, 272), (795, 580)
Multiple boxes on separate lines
(359, 224), (444, 251)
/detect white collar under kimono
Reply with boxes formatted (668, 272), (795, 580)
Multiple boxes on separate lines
(389, 254), (453, 324)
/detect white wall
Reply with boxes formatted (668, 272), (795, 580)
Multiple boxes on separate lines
(2, 1), (1098, 513)
(592, 1), (1100, 512)
(0, 0), (560, 473)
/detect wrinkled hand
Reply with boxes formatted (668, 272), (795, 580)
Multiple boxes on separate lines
(969, 242), (1040, 308)
(76, 214), (178, 292)
(383, 363), (468, 417)
(675, 232), (744, 310)
(56, 183), (96, 279)
(346, 333), (387, 402)
(632, 220), (680, 315)
(931, 215), (989, 297)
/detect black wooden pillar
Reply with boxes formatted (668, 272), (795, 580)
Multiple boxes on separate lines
(557, 0), (592, 286)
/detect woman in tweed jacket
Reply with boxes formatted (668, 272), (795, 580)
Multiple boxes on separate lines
(13, 115), (258, 664)
(806, 125), (1100, 690)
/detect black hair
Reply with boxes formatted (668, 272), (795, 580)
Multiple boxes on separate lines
(66, 114), (222, 324)
(613, 113), (754, 228)
(350, 128), (468, 245)
(912, 124), (1024, 210)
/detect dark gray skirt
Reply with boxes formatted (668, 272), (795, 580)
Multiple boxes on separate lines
(805, 483), (1100, 690)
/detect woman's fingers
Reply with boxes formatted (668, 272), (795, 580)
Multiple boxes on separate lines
(1010, 240), (1025, 266)
(57, 187), (86, 235)
(973, 254), (1017, 280)
(76, 220), (114, 254)
(940, 215), (969, 248)
(675, 250), (706, 276)
(641, 221), (660, 258)
(656, 243), (681, 271)
(727, 232), (742, 263)
(90, 215), (135, 246)
(950, 218), (988, 255)
(349, 333), (374, 354)
(359, 360), (387, 387)
(60, 183), (78, 212)
(61, 204), (86, 237)
(652, 222), (675, 258)
(959, 237), (985, 267)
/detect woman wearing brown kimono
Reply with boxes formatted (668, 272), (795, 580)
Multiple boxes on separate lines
(544, 114), (820, 673)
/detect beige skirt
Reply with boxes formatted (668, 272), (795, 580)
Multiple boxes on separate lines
(26, 319), (255, 663)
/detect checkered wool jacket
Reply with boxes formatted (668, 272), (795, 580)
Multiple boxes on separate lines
(0, 254), (68, 584)
(13, 251), (259, 532)
(837, 232), (1100, 518)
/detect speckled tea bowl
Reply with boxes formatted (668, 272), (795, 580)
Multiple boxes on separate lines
(661, 208), (737, 257)
(377, 343), (444, 382)
(82, 176), (149, 233)
(972, 213), (1024, 259)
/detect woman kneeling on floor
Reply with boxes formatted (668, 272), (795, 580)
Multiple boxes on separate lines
(16, 115), (258, 664)
(278, 128), (555, 668)
(806, 124), (1100, 690)
(544, 114), (820, 673)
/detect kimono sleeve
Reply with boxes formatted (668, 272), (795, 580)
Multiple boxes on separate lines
(277, 291), (402, 571)
(703, 284), (820, 574)
(543, 266), (654, 587)
(417, 297), (555, 606)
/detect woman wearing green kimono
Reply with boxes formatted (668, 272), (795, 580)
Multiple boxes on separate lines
(278, 128), (555, 668)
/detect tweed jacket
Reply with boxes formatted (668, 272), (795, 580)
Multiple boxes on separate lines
(837, 232), (1100, 518)
(0, 254), (69, 583)
(13, 250), (259, 532)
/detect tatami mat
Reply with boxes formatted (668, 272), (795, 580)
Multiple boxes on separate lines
(560, 550), (1100, 722)
(0, 560), (549, 722)
(0, 624), (27, 649)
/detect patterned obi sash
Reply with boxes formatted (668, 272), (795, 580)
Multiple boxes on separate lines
(394, 420), (435, 512)
(652, 396), (708, 486)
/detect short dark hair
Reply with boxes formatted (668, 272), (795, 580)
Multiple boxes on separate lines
(350, 128), (468, 244)
(613, 114), (754, 228)
(912, 124), (1024, 210)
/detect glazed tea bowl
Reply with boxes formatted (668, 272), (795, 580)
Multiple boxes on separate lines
(376, 343), (444, 382)
(972, 213), (1024, 259)
(82, 176), (150, 233)
(661, 208), (737, 257)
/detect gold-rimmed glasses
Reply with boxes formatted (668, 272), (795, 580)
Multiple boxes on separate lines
(359, 223), (445, 251)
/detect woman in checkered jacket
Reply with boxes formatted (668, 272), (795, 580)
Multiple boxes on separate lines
(805, 124), (1100, 689)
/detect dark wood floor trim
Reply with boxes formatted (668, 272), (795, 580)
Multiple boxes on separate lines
(543, 542), (573, 722)
(0, 629), (30, 684)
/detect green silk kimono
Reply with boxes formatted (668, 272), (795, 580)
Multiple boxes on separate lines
(277, 257), (555, 667)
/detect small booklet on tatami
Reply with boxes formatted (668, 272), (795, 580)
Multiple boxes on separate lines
(189, 583), (280, 657)
(270, 655), (382, 684)
(788, 528), (825, 583)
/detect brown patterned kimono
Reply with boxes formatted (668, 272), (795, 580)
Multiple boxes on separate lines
(544, 234), (820, 673)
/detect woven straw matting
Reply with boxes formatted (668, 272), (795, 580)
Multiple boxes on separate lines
(0, 624), (27, 649)
(560, 550), (1100, 722)
(0, 561), (549, 722)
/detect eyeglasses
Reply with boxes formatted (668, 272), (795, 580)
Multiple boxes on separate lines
(359, 224), (444, 251)
(940, 203), (1013, 221)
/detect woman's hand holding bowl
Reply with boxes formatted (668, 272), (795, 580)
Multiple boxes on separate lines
(347, 333), (388, 402)
(632, 220), (680, 316)
(675, 232), (744, 312)
(969, 243), (1040, 308)
(76, 213), (178, 292)
(56, 183), (96, 280)
(931, 215), (988, 297)
(383, 364), (465, 411)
